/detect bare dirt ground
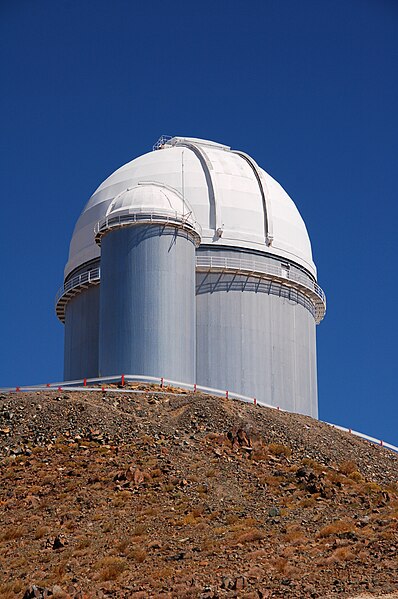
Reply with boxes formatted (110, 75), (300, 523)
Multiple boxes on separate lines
(0, 385), (397, 598)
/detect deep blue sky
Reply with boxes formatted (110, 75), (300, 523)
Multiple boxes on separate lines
(1, 1), (397, 445)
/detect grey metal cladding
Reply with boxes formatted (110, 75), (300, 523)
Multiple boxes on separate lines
(99, 225), (196, 382)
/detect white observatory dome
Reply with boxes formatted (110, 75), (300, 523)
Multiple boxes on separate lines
(58, 135), (325, 417)
(106, 182), (197, 223)
(95, 182), (201, 246)
(65, 137), (316, 278)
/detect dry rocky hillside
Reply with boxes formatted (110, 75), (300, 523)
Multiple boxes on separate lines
(0, 385), (397, 599)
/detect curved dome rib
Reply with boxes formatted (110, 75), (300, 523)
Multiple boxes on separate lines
(232, 150), (273, 247)
(64, 137), (317, 280)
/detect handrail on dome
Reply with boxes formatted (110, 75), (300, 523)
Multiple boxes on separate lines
(94, 210), (202, 246)
(196, 255), (326, 324)
(153, 135), (173, 151)
(55, 255), (326, 325)
(55, 267), (101, 323)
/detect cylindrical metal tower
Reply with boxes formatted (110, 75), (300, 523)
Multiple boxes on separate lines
(95, 183), (201, 381)
(195, 247), (319, 417)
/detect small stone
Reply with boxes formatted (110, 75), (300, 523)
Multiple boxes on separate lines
(221, 576), (233, 589)
(234, 576), (247, 590)
(52, 535), (64, 550)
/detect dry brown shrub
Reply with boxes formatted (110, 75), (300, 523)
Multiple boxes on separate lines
(273, 557), (288, 573)
(251, 448), (268, 461)
(358, 550), (369, 561)
(268, 443), (292, 457)
(1, 525), (27, 541)
(338, 460), (357, 475)
(225, 513), (239, 525)
(53, 559), (68, 578)
(102, 521), (113, 533)
(192, 505), (205, 518)
(284, 526), (307, 545)
(248, 549), (267, 559)
(233, 528), (264, 544)
(280, 545), (295, 558)
(205, 468), (217, 478)
(150, 566), (174, 580)
(116, 538), (130, 553)
(201, 538), (214, 551)
(327, 546), (355, 564)
(317, 519), (355, 538)
(228, 517), (258, 531)
(0, 582), (19, 599)
(96, 556), (128, 580)
(128, 547), (147, 562)
(182, 512), (200, 525)
(363, 481), (382, 494)
(112, 490), (131, 507)
(213, 526), (226, 535)
(327, 471), (346, 486)
(301, 458), (323, 471)
(34, 525), (49, 539)
(133, 523), (146, 536)
(260, 474), (282, 488)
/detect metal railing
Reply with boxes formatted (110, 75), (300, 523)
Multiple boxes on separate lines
(55, 268), (101, 322)
(55, 254), (326, 323)
(94, 211), (202, 245)
(196, 255), (326, 323)
(2, 374), (397, 455)
(153, 135), (173, 151)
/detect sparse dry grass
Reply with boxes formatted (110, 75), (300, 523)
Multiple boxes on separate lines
(1, 525), (27, 541)
(95, 556), (128, 581)
(317, 519), (355, 538)
(268, 443), (292, 457)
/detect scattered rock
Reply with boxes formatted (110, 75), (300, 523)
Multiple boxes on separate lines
(23, 586), (53, 599)
(52, 536), (64, 550)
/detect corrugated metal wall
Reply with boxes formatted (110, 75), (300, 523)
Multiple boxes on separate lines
(195, 249), (318, 417)
(99, 225), (196, 382)
(64, 285), (100, 380)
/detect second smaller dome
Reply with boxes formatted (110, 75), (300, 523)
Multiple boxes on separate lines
(95, 182), (201, 246)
